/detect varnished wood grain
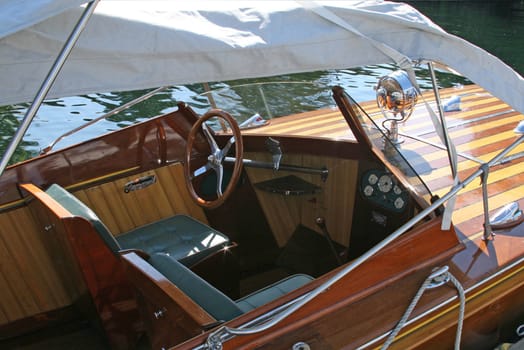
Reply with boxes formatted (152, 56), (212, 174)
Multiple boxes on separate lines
(0, 205), (78, 326)
(245, 153), (358, 247)
(244, 85), (524, 243)
(0, 163), (204, 331)
(73, 163), (207, 236)
(121, 252), (216, 350)
(20, 183), (144, 349)
(389, 264), (524, 350)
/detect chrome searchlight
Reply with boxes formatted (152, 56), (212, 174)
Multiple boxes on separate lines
(376, 70), (418, 145)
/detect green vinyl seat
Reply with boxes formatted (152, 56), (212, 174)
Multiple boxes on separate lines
(150, 252), (313, 322)
(45, 184), (230, 267)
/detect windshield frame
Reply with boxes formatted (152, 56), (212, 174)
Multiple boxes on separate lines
(332, 86), (434, 211)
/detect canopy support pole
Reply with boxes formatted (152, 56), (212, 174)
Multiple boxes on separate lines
(428, 62), (458, 178)
(0, 0), (100, 176)
(426, 62), (459, 230)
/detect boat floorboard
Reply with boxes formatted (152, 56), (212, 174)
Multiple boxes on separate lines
(0, 321), (110, 350)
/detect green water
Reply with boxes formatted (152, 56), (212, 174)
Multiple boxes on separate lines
(0, 1), (523, 164)
(407, 1), (524, 75)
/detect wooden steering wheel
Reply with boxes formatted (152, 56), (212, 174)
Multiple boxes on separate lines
(184, 109), (243, 209)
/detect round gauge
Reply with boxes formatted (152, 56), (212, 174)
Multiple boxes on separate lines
(363, 185), (374, 197)
(377, 175), (393, 193)
(394, 197), (405, 209)
(368, 173), (378, 185)
(393, 185), (402, 195)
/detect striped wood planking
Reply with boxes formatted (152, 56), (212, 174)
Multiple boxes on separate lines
(244, 84), (524, 241)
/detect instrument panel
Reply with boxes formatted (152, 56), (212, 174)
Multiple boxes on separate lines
(360, 169), (408, 213)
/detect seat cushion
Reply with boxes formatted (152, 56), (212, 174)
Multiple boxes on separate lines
(117, 214), (229, 266)
(149, 253), (243, 322)
(150, 253), (313, 322)
(235, 274), (313, 313)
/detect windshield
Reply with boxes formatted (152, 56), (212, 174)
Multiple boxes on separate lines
(337, 89), (436, 207)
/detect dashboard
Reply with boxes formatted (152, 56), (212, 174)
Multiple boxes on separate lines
(360, 169), (408, 213)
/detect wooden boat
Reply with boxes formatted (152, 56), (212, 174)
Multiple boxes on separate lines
(0, 1), (523, 349)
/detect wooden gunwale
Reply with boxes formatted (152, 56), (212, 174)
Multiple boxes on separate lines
(367, 259), (524, 349)
(180, 223), (524, 349)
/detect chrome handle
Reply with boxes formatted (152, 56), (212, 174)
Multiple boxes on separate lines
(154, 307), (167, 319)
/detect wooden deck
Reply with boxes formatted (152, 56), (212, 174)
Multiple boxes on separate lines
(244, 84), (524, 244)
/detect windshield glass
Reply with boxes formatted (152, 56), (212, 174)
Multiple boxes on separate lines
(343, 92), (435, 205)
(194, 81), (334, 131)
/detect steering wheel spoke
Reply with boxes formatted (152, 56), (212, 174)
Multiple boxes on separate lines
(214, 164), (224, 197)
(184, 109), (243, 209)
(202, 123), (220, 153)
(192, 163), (212, 179)
(220, 136), (236, 159)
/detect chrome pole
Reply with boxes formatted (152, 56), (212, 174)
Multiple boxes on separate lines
(428, 62), (457, 178)
(0, 0), (100, 176)
(41, 85), (170, 154)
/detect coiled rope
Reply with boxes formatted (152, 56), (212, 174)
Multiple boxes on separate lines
(381, 266), (465, 350)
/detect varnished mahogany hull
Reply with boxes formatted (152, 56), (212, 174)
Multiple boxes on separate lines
(0, 85), (522, 349)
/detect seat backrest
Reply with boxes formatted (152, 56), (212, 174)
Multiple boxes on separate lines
(45, 184), (121, 254)
(20, 183), (143, 348)
(149, 253), (243, 322)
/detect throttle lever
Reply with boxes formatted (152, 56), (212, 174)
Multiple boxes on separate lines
(315, 217), (343, 266)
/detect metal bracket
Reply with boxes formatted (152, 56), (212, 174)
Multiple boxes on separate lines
(479, 163), (494, 241)
(265, 137), (282, 171)
(490, 202), (523, 230)
(205, 327), (230, 350)
(426, 266), (450, 289)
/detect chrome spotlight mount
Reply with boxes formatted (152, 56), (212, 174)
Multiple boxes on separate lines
(376, 70), (418, 145)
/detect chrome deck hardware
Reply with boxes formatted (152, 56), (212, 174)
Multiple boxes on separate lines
(489, 202), (523, 231)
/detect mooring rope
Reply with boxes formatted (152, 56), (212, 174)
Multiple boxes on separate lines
(381, 266), (465, 350)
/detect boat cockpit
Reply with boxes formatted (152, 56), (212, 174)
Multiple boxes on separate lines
(2, 2), (524, 349)
(3, 57), (523, 349)
(11, 66), (472, 349)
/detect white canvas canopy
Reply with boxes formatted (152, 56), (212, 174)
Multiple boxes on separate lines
(1, 0), (523, 114)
